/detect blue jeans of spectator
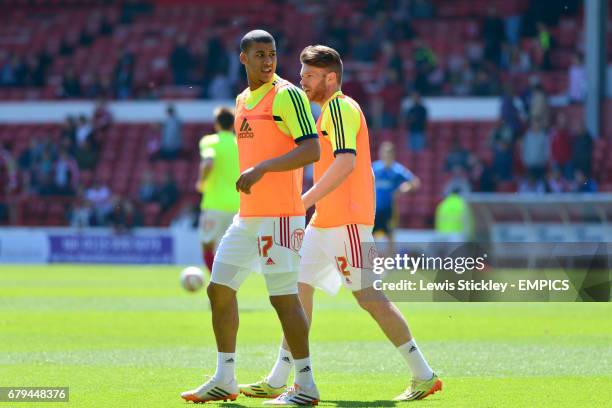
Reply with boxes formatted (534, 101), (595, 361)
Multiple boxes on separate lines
(505, 15), (521, 46)
(408, 131), (426, 151)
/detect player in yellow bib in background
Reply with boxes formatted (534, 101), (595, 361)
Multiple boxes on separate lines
(196, 107), (240, 273)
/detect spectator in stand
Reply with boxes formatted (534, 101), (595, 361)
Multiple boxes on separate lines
(529, 84), (550, 127)
(546, 167), (569, 193)
(445, 136), (470, 172)
(69, 195), (93, 227)
(19, 136), (47, 192)
(0, 143), (18, 193)
(85, 178), (113, 225)
(326, 18), (350, 55)
(0, 144), (17, 224)
(86, 73), (114, 99)
(60, 116), (78, 149)
(114, 48), (134, 99)
(53, 150), (79, 196)
(379, 41), (404, 83)
(377, 69), (404, 129)
(536, 22), (553, 71)
(504, 10), (522, 46)
(447, 53), (473, 96)
(208, 70), (233, 99)
(170, 34), (192, 85)
(482, 6), (505, 66)
(156, 171), (179, 212)
(411, 0), (434, 19)
(138, 171), (158, 203)
(521, 120), (550, 180)
(0, 53), (16, 86)
(521, 119), (549, 180)
(349, 33), (377, 63)
(33, 149), (55, 195)
(520, 75), (540, 118)
(472, 68), (498, 96)
(153, 104), (183, 160)
(34, 45), (53, 86)
(489, 120), (515, 146)
(567, 52), (586, 103)
(204, 36), (229, 78)
(469, 155), (496, 192)
(571, 120), (593, 176)
(60, 65), (82, 98)
(18, 138), (41, 173)
(549, 112), (572, 178)
(443, 166), (472, 196)
(93, 98), (113, 135)
(75, 115), (93, 147)
(402, 91), (428, 151)
(11, 56), (28, 86)
(518, 174), (546, 193)
(108, 197), (144, 231)
(491, 139), (514, 183)
(499, 86), (522, 135)
(502, 45), (532, 74)
(413, 39), (436, 94)
(59, 36), (75, 56)
(75, 138), (99, 170)
(58, 131), (75, 157)
(569, 169), (597, 193)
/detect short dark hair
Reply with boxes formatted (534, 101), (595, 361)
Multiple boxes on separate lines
(300, 45), (343, 84)
(214, 106), (234, 130)
(240, 29), (275, 52)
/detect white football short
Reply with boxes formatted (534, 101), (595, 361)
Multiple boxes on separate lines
(211, 215), (306, 296)
(198, 209), (236, 244)
(299, 224), (378, 295)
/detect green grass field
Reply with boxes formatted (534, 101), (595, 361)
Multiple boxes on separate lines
(1, 265), (611, 407)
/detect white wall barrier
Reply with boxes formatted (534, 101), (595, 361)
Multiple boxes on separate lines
(0, 97), (502, 124)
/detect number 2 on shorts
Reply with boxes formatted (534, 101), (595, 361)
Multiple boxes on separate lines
(335, 256), (350, 276)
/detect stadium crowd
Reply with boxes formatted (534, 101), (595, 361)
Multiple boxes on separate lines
(0, 0), (605, 228)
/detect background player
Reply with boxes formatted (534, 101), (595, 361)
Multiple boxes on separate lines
(372, 141), (421, 254)
(240, 45), (441, 402)
(196, 106), (239, 272)
(181, 30), (321, 406)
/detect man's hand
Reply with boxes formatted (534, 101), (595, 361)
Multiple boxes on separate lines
(236, 165), (265, 194)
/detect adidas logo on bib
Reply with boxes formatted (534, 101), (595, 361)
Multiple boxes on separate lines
(238, 118), (254, 139)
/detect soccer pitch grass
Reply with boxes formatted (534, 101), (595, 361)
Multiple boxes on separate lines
(1, 265), (610, 408)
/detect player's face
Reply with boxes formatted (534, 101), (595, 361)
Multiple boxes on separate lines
(380, 145), (395, 163)
(300, 64), (329, 104)
(240, 42), (276, 86)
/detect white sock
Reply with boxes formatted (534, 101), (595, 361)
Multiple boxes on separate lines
(266, 347), (293, 388)
(293, 357), (315, 388)
(398, 339), (434, 381)
(213, 352), (235, 383)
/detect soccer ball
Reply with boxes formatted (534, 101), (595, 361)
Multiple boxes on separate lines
(180, 266), (205, 292)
